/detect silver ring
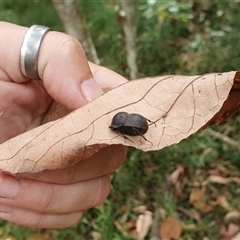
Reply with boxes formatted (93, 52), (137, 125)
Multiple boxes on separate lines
(20, 25), (51, 80)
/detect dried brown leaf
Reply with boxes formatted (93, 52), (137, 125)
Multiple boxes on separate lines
(114, 220), (129, 237)
(0, 237), (16, 240)
(182, 223), (197, 231)
(0, 71), (237, 173)
(208, 164), (229, 177)
(159, 217), (183, 240)
(27, 233), (52, 240)
(178, 207), (201, 222)
(136, 211), (153, 239)
(224, 211), (240, 221)
(133, 205), (148, 214)
(216, 195), (233, 211)
(230, 177), (240, 184)
(189, 188), (213, 213)
(231, 231), (240, 240)
(189, 188), (204, 206)
(42, 103), (71, 124)
(221, 223), (240, 240)
(207, 175), (230, 185)
(202, 71), (240, 128)
(150, 237), (160, 240)
(168, 165), (185, 185)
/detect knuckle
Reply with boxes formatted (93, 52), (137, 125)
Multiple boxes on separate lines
(29, 212), (44, 228)
(62, 212), (84, 228)
(59, 35), (84, 57)
(111, 145), (127, 169)
(37, 185), (55, 213)
(90, 176), (111, 208)
(26, 211), (84, 229)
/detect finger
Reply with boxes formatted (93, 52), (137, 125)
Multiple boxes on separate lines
(0, 173), (110, 214)
(18, 145), (127, 184)
(0, 22), (27, 82)
(89, 62), (128, 92)
(38, 31), (103, 110)
(0, 202), (84, 229)
(0, 80), (52, 143)
(0, 22), (103, 110)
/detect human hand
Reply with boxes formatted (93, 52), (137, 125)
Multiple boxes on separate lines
(0, 22), (128, 228)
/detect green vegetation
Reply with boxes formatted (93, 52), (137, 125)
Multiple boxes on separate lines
(0, 0), (239, 239)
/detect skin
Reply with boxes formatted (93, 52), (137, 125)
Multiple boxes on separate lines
(0, 22), (128, 228)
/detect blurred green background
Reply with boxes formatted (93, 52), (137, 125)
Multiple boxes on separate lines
(0, 0), (239, 239)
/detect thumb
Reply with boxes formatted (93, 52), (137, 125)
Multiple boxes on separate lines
(38, 31), (103, 110)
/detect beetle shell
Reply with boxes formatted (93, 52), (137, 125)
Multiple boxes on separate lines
(109, 112), (149, 136)
(109, 112), (129, 129)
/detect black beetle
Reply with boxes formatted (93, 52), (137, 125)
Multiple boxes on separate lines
(109, 112), (154, 142)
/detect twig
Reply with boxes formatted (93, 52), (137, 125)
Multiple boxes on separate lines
(206, 128), (240, 151)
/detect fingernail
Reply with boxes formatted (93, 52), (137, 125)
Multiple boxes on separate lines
(0, 172), (20, 198)
(81, 78), (104, 102)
